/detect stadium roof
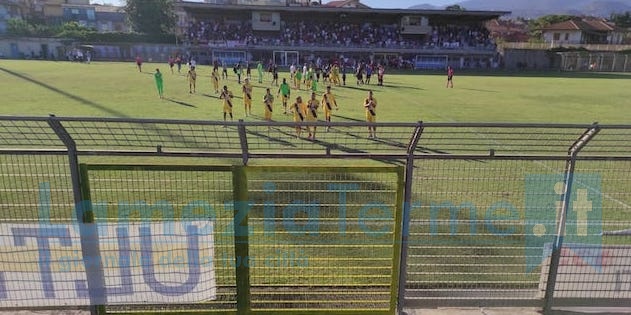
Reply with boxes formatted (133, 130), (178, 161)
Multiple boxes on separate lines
(177, 1), (510, 19)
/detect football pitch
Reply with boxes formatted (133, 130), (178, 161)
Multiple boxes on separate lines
(1, 60), (630, 312)
(1, 59), (631, 123)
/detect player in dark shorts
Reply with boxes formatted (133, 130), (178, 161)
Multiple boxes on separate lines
(447, 66), (454, 88)
(355, 64), (364, 85)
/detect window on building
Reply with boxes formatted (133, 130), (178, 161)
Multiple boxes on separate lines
(553, 33), (560, 41)
(87, 9), (94, 20)
(564, 33), (569, 40)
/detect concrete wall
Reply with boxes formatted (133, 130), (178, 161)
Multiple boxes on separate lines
(0, 38), (186, 62)
(502, 48), (555, 70)
(0, 37), (65, 59)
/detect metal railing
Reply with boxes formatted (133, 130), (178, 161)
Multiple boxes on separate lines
(0, 116), (630, 314)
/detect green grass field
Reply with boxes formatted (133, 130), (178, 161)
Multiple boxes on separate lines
(1, 60), (630, 312)
(1, 60), (631, 123)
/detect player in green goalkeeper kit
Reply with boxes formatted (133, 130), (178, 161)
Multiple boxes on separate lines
(154, 68), (164, 99)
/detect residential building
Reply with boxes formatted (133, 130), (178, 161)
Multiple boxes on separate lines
(62, 2), (96, 28)
(485, 19), (529, 43)
(94, 4), (127, 33)
(0, 0), (26, 33)
(541, 17), (626, 45)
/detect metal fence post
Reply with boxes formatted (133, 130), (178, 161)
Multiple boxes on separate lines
(397, 121), (424, 315)
(237, 119), (249, 166)
(543, 123), (600, 314)
(47, 115), (106, 315)
(232, 166), (251, 315)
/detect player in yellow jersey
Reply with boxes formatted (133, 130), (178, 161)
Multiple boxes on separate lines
(242, 78), (253, 116)
(187, 66), (197, 93)
(306, 92), (319, 139)
(331, 64), (340, 86)
(263, 88), (274, 123)
(321, 86), (339, 132)
(220, 85), (234, 123)
(290, 96), (307, 138)
(211, 68), (220, 94)
(363, 90), (377, 138)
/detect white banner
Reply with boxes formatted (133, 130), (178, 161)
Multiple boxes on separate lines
(0, 221), (216, 307)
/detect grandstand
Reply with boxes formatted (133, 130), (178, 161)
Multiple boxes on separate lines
(177, 2), (508, 69)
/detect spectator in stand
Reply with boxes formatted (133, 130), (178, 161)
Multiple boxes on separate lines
(183, 18), (494, 68)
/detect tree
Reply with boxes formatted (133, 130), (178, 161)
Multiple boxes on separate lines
(528, 15), (575, 39)
(125, 0), (176, 35)
(6, 18), (34, 36)
(445, 4), (466, 11)
(55, 21), (96, 40)
(610, 11), (631, 28)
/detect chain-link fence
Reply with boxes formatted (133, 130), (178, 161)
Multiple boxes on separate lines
(558, 52), (631, 72)
(0, 116), (630, 314)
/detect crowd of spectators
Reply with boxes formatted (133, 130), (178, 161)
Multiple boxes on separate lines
(184, 18), (496, 51)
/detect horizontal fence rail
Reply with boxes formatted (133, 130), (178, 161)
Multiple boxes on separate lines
(0, 116), (630, 314)
(1, 116), (631, 159)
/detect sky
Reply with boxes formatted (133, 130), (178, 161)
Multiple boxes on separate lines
(91, 0), (458, 9)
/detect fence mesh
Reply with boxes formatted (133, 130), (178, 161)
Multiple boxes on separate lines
(543, 160), (631, 303)
(0, 154), (73, 221)
(559, 52), (631, 72)
(0, 154), (82, 306)
(84, 166), (236, 311)
(1, 117), (631, 312)
(245, 167), (401, 312)
(0, 118), (64, 150)
(406, 159), (566, 306)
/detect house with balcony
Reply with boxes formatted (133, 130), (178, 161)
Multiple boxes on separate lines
(541, 17), (626, 45)
(94, 4), (128, 33)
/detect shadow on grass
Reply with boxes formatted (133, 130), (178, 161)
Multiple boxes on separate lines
(165, 98), (196, 108)
(380, 84), (425, 91)
(0, 66), (219, 150)
(202, 93), (221, 100)
(331, 114), (365, 122)
(342, 85), (374, 92)
(0, 66), (128, 117)
(458, 88), (498, 93)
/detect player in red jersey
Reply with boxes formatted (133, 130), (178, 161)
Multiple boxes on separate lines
(446, 66), (454, 88)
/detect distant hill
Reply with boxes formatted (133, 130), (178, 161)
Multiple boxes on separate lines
(408, 3), (441, 10)
(409, 0), (631, 18)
